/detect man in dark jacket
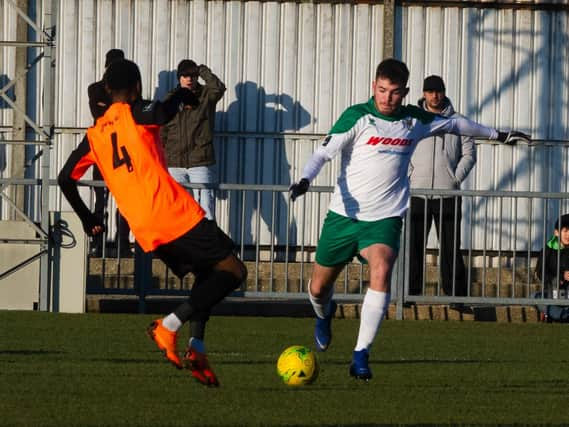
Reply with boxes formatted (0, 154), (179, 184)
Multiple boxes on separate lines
(408, 75), (475, 308)
(87, 48), (131, 257)
(161, 60), (226, 220)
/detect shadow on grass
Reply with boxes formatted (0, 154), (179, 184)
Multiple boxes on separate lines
(0, 350), (65, 355)
(321, 358), (514, 366)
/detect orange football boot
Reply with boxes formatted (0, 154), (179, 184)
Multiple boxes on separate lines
(146, 319), (182, 369)
(184, 348), (220, 387)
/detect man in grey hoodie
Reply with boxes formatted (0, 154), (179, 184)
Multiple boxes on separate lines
(408, 75), (475, 303)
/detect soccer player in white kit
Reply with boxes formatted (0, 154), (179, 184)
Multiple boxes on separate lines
(289, 58), (530, 380)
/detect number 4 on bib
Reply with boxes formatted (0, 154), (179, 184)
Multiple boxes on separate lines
(111, 132), (133, 172)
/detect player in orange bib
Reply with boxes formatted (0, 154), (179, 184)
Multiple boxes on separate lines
(58, 59), (247, 386)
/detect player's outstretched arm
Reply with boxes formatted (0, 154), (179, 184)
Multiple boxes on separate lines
(496, 130), (532, 145)
(441, 116), (531, 146)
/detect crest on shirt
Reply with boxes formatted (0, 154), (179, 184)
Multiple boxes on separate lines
(322, 135), (332, 146)
(368, 117), (376, 126)
(142, 102), (155, 112)
(402, 118), (413, 130)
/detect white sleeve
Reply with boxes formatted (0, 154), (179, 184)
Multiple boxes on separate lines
(428, 116), (499, 140)
(301, 130), (355, 182)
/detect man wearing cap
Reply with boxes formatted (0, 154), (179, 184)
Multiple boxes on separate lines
(87, 48), (131, 257)
(161, 60), (226, 220)
(407, 75), (475, 308)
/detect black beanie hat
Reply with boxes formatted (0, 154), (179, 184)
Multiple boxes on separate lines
(177, 59), (198, 78)
(104, 59), (141, 91)
(423, 75), (446, 92)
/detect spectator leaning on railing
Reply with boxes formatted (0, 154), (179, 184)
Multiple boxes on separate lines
(535, 214), (569, 322)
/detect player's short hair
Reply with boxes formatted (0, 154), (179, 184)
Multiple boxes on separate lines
(103, 59), (141, 92)
(375, 58), (409, 87)
(104, 49), (125, 68)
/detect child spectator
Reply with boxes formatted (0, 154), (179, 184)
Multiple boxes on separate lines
(535, 214), (569, 322)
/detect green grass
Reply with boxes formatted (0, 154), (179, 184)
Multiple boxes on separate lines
(1, 311), (569, 426)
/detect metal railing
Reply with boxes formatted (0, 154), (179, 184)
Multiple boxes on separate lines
(3, 178), (569, 317)
(79, 183), (569, 317)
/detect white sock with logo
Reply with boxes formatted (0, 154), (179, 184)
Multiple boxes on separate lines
(161, 313), (182, 332)
(308, 282), (334, 319)
(354, 289), (390, 351)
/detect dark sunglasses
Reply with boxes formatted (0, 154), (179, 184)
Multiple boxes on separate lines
(181, 73), (198, 78)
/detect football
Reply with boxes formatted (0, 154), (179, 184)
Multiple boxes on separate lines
(276, 345), (319, 386)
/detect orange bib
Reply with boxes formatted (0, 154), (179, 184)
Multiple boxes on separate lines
(85, 102), (205, 251)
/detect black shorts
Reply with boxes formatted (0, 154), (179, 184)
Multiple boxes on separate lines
(154, 219), (236, 279)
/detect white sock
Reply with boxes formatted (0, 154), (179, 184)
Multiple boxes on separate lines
(354, 289), (390, 351)
(161, 313), (183, 332)
(188, 337), (206, 353)
(308, 281), (334, 319)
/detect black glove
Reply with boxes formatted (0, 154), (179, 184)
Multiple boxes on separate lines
(175, 87), (199, 108)
(81, 213), (105, 237)
(289, 178), (310, 202)
(497, 130), (531, 145)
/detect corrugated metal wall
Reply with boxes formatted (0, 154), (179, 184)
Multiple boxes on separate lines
(2, 0), (568, 250)
(399, 5), (569, 250)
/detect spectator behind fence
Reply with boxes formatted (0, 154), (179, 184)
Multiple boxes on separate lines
(160, 60), (226, 220)
(59, 59), (247, 386)
(289, 58), (531, 381)
(535, 214), (569, 322)
(87, 48), (131, 257)
(408, 75), (475, 311)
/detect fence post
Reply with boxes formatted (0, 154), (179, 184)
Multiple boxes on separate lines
(134, 243), (152, 313)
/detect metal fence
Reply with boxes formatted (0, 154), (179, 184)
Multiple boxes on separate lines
(79, 183), (569, 317)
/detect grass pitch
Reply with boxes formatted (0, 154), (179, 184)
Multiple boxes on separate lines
(1, 310), (569, 426)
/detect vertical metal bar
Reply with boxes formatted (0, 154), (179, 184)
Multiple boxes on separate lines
(497, 196), (503, 297)
(533, 197), (540, 297)
(269, 191), (276, 293)
(422, 197), (428, 295)
(39, 0), (57, 311)
(437, 197), (442, 296)
(397, 208), (411, 320)
(556, 202), (562, 298)
(382, 0), (395, 58)
(240, 190), (246, 259)
(468, 196), (473, 296)
(255, 190), (261, 293)
(300, 193), (306, 293)
(285, 189), (290, 292)
(452, 196), (458, 299)
(359, 262), (364, 297)
(512, 196), (518, 295)
(482, 196), (488, 296)
(134, 243), (150, 314)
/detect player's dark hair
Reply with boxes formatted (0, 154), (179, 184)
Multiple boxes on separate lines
(375, 58), (409, 87)
(103, 59), (141, 93)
